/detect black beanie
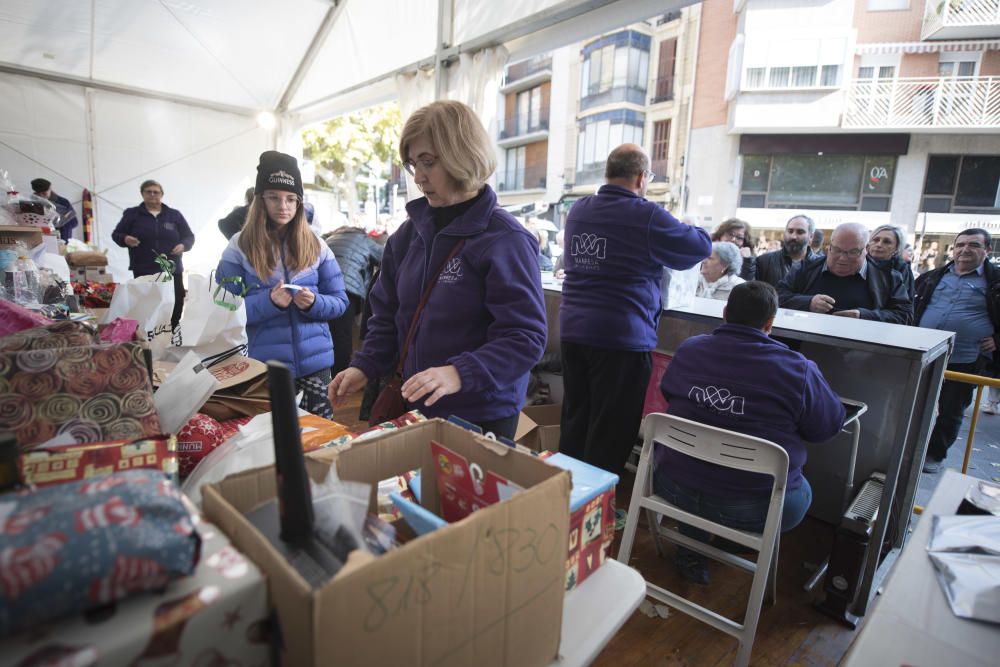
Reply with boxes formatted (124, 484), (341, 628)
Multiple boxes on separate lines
(255, 151), (303, 197)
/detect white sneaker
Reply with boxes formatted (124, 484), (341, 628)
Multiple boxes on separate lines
(983, 401), (998, 415)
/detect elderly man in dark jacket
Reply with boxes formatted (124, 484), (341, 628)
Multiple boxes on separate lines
(914, 228), (1000, 473)
(325, 226), (384, 375)
(778, 222), (912, 325)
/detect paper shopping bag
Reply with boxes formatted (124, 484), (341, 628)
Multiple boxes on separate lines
(159, 273), (248, 363)
(104, 275), (175, 359)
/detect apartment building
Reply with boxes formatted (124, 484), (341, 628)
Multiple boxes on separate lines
(495, 6), (702, 226)
(686, 0), (1000, 249)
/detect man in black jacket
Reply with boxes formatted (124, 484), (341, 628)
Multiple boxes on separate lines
(218, 187), (254, 240)
(325, 226), (384, 376)
(755, 214), (818, 287)
(914, 228), (1000, 473)
(778, 222), (912, 324)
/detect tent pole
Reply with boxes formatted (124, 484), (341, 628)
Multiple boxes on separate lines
(85, 88), (99, 243)
(435, 0), (454, 99)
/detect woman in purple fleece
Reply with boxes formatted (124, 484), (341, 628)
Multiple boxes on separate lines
(328, 101), (547, 439)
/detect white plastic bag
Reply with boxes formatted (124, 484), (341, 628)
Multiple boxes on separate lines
(160, 273), (247, 363)
(661, 265), (700, 310)
(154, 351), (220, 434)
(103, 273), (176, 357)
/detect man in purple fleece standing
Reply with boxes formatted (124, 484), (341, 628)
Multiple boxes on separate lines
(655, 281), (844, 584)
(559, 144), (711, 476)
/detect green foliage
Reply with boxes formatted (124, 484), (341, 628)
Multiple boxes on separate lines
(302, 103), (402, 186)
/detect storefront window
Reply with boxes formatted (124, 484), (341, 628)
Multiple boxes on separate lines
(922, 154), (1000, 213)
(739, 153), (897, 209)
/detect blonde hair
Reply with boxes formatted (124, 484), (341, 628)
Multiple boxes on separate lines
(238, 194), (320, 281)
(399, 100), (496, 192)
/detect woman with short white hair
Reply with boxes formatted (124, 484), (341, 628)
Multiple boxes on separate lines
(697, 241), (745, 301)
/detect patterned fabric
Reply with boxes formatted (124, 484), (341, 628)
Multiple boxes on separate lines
(0, 470), (199, 638)
(0, 341), (161, 451)
(296, 368), (333, 419)
(0, 320), (100, 352)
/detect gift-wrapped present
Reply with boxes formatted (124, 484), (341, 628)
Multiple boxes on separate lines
(0, 300), (52, 338)
(0, 319), (99, 352)
(0, 341), (161, 451)
(0, 512), (269, 666)
(0, 469), (200, 639)
(18, 434), (178, 488)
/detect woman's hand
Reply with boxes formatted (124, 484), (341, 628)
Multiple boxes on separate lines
(328, 367), (369, 406)
(740, 246), (752, 258)
(270, 284), (292, 308)
(124, 235), (140, 247)
(401, 365), (461, 407)
(170, 243), (185, 255)
(293, 287), (315, 310)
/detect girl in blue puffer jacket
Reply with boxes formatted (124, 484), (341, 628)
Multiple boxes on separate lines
(217, 151), (348, 418)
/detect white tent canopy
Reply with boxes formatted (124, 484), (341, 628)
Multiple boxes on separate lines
(0, 0), (683, 278)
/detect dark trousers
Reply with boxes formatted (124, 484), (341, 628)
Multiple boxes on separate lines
(170, 271), (185, 329)
(475, 414), (520, 441)
(927, 359), (985, 462)
(329, 293), (363, 376)
(559, 341), (652, 476)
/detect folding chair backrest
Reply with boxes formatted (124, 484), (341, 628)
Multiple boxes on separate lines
(644, 412), (789, 490)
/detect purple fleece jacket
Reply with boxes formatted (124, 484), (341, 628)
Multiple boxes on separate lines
(350, 186), (547, 421)
(655, 323), (845, 495)
(560, 185), (710, 351)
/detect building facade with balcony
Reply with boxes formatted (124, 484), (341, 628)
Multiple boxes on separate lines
(494, 8), (702, 226)
(686, 0), (1000, 247)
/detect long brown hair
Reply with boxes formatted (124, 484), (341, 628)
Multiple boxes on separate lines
(238, 194), (320, 281)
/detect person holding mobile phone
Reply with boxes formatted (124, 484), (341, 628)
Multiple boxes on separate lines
(217, 151), (348, 418)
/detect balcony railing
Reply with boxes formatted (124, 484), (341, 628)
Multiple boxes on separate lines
(574, 164), (607, 187)
(923, 0), (1000, 40)
(580, 85), (647, 111)
(498, 111), (550, 140)
(497, 166), (547, 192)
(650, 76), (675, 104)
(842, 76), (1000, 129)
(503, 55), (553, 87)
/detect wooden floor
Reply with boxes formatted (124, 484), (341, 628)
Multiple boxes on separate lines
(592, 474), (858, 666)
(330, 397), (859, 666)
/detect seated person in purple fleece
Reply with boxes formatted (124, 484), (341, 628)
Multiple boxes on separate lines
(655, 281), (845, 585)
(328, 101), (547, 440)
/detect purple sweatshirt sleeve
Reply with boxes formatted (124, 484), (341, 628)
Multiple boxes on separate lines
(350, 232), (404, 382)
(446, 230), (547, 393)
(647, 208), (711, 270)
(797, 360), (845, 443)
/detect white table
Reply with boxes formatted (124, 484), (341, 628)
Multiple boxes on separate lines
(843, 470), (1000, 666)
(553, 560), (646, 666)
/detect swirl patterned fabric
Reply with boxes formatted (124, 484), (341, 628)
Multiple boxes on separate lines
(0, 320), (100, 352)
(0, 341), (161, 451)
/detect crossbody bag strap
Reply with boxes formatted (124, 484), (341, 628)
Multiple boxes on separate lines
(395, 239), (467, 375)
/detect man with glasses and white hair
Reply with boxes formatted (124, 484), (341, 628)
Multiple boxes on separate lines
(776, 222), (912, 324)
(915, 228), (1000, 473)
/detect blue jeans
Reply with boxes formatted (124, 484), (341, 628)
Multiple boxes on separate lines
(652, 472), (812, 544)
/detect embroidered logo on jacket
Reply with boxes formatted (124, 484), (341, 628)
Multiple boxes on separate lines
(438, 257), (463, 283)
(268, 170), (296, 187)
(571, 233), (606, 259)
(689, 385), (745, 415)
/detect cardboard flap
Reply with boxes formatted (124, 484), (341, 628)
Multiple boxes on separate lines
(513, 412), (538, 442)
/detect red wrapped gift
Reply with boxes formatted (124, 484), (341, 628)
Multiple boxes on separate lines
(18, 434), (178, 488)
(176, 414), (225, 479)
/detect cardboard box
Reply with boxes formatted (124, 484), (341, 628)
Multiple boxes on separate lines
(515, 403), (562, 452)
(72, 265), (112, 284)
(203, 419), (571, 667)
(0, 515), (269, 665)
(0, 224), (43, 249)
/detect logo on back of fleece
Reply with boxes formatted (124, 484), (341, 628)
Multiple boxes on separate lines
(268, 170), (296, 187)
(689, 385), (745, 415)
(438, 257), (463, 283)
(571, 233), (606, 270)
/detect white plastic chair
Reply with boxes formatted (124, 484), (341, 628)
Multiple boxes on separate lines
(616, 413), (789, 667)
